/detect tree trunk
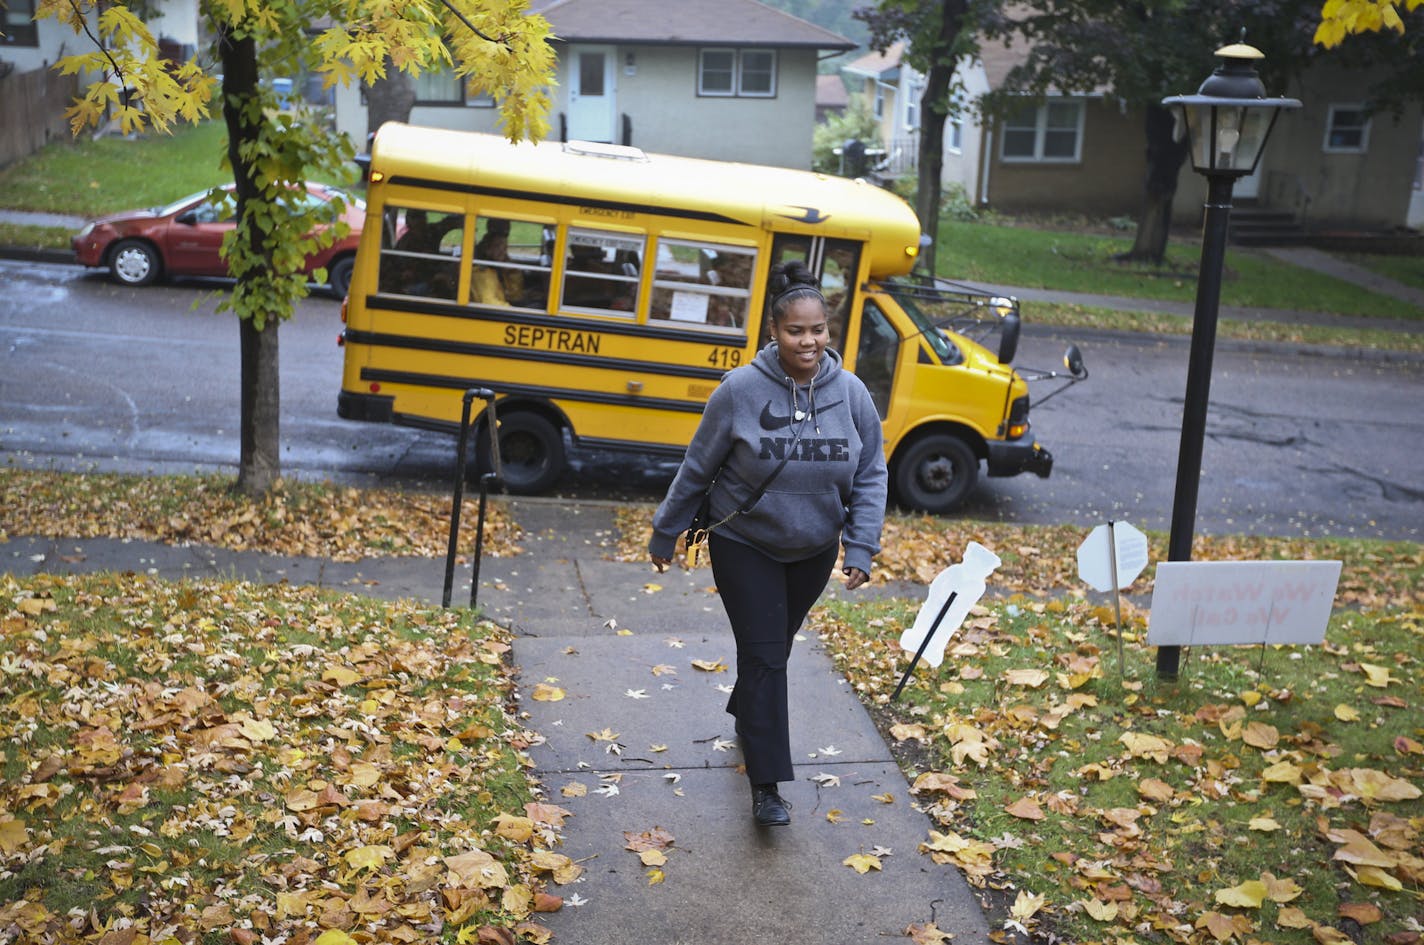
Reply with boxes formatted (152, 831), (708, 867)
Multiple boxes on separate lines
(220, 28), (281, 496)
(1119, 102), (1190, 264)
(365, 62), (417, 141)
(913, 0), (969, 278)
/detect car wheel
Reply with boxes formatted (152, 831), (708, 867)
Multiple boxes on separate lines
(477, 411), (566, 494)
(109, 239), (161, 287)
(327, 255), (355, 299)
(894, 432), (979, 514)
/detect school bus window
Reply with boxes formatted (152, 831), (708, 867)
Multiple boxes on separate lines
(648, 239), (754, 335)
(855, 299), (899, 420)
(561, 228), (644, 316)
(378, 206), (463, 301)
(471, 216), (551, 309)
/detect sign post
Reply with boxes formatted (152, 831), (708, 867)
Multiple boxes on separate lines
(1076, 521), (1149, 675)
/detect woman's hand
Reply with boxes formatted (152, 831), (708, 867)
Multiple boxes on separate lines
(650, 555), (672, 573)
(843, 567), (868, 590)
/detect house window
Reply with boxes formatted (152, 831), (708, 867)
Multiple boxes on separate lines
(948, 117), (963, 154)
(698, 48), (777, 98)
(905, 80), (922, 131)
(2, 0), (39, 46)
(1001, 100), (1084, 163)
(873, 85), (885, 120)
(1324, 104), (1370, 153)
(413, 69), (496, 107)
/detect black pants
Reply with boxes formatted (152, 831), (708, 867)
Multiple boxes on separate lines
(709, 532), (838, 785)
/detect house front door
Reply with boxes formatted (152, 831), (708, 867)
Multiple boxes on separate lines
(568, 46), (615, 142)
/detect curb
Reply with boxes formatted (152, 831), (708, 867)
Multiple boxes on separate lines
(2, 246), (77, 265)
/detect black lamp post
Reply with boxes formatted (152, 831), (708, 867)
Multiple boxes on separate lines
(1156, 43), (1300, 679)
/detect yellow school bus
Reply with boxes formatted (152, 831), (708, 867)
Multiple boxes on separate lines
(338, 123), (1076, 512)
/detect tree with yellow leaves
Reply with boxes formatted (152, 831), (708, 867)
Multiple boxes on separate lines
(40, 0), (554, 494)
(1316, 0), (1424, 45)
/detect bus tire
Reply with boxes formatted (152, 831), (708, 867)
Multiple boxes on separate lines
(327, 255), (355, 299)
(894, 432), (978, 514)
(479, 411), (565, 494)
(109, 239), (162, 287)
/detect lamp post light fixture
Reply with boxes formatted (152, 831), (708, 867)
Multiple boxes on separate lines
(1156, 43), (1300, 680)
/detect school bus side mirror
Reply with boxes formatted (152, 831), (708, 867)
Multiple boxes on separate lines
(997, 310), (1020, 365)
(1064, 344), (1088, 379)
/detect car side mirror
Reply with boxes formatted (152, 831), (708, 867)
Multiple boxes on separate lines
(176, 211), (198, 226)
(1064, 344), (1087, 379)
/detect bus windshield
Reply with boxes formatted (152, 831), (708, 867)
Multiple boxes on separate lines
(880, 279), (966, 365)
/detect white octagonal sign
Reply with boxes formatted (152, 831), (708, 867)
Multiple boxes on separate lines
(1077, 521), (1150, 593)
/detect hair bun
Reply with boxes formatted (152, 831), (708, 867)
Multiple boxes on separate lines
(768, 259), (820, 297)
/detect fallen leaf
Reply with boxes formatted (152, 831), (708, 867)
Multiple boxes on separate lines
(1005, 796), (1045, 821)
(531, 683), (565, 702)
(691, 658), (727, 673)
(843, 853), (882, 874)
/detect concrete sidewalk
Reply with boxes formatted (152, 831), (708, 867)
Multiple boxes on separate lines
(2, 498), (990, 945)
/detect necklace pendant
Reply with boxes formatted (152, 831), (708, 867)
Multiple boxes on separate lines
(794, 409), (806, 421)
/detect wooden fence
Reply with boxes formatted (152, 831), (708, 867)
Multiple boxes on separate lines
(0, 66), (80, 169)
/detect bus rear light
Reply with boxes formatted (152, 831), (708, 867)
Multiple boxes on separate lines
(1008, 423), (1027, 439)
(370, 382), (381, 393)
(337, 333), (345, 347)
(369, 170), (385, 183)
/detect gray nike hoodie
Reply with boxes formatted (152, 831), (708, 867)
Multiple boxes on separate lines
(648, 343), (887, 574)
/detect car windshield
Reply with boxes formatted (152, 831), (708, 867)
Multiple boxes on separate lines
(157, 190), (216, 217)
(880, 279), (964, 364)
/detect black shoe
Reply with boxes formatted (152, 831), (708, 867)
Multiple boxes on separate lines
(752, 784), (791, 827)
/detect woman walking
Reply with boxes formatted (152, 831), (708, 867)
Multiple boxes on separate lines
(649, 260), (888, 827)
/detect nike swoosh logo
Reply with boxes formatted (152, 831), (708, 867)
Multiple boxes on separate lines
(759, 398), (843, 430)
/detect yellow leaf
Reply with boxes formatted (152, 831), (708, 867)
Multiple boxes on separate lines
(1242, 721), (1279, 750)
(314, 932), (358, 945)
(1353, 865), (1403, 891)
(1010, 889), (1046, 921)
(493, 814), (534, 843)
(239, 716), (276, 742)
(843, 853), (883, 874)
(1082, 898), (1118, 921)
(561, 782), (587, 797)
(1334, 703), (1361, 722)
(639, 849), (667, 867)
(1137, 778), (1175, 803)
(1240, 690), (1262, 707)
(871, 792), (894, 804)
(1359, 662), (1394, 687)
(323, 665), (361, 687)
(826, 809), (846, 824)
(1277, 905), (1313, 929)
(1261, 760), (1303, 784)
(691, 658), (727, 673)
(1262, 872), (1303, 903)
(1248, 816), (1281, 832)
(1331, 830), (1397, 867)
(1005, 796), (1045, 821)
(643, 583), (662, 593)
(344, 845), (393, 871)
(646, 868), (665, 885)
(1313, 927), (1356, 944)
(1215, 878), (1267, 908)
(531, 683), (565, 702)
(0, 818), (27, 855)
(1119, 731), (1173, 763)
(1347, 767), (1422, 802)
(1002, 668), (1049, 688)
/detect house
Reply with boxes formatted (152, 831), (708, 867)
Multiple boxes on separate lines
(0, 0), (201, 167)
(841, 41), (922, 176)
(331, 0), (854, 169)
(958, 38), (1422, 235)
(816, 72), (848, 123)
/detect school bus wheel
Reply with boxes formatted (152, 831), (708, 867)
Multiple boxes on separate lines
(893, 431), (980, 514)
(476, 410), (566, 495)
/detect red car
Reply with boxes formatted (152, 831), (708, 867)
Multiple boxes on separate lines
(71, 182), (365, 298)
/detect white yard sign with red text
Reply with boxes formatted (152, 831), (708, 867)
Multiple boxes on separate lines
(1147, 560), (1342, 646)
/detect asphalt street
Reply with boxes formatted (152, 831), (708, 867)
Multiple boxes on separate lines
(2, 257), (1422, 540)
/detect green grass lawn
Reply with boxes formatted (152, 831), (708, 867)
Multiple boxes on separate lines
(0, 121), (231, 215)
(935, 219), (1424, 320)
(0, 222), (73, 250)
(1341, 251), (1424, 290)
